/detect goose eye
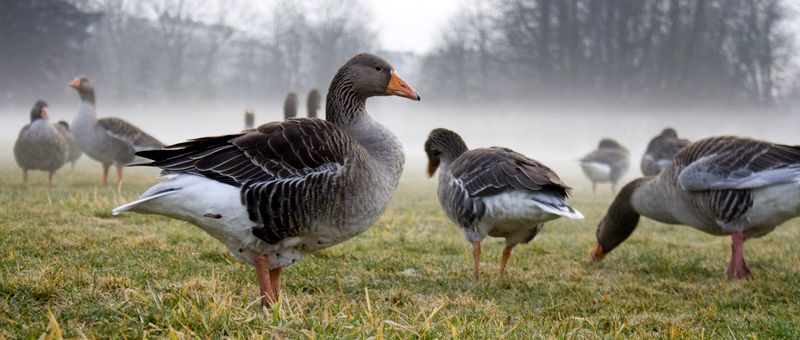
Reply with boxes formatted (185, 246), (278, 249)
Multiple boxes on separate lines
(375, 66), (383, 72)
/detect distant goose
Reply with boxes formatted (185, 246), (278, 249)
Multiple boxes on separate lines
(580, 139), (630, 195)
(13, 100), (68, 185)
(425, 128), (583, 279)
(641, 128), (690, 176)
(69, 77), (163, 185)
(244, 106), (255, 130)
(591, 136), (800, 279)
(283, 92), (298, 119)
(55, 121), (83, 169)
(306, 88), (321, 118)
(113, 53), (420, 306)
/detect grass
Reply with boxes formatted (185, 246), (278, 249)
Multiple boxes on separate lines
(1, 166), (800, 338)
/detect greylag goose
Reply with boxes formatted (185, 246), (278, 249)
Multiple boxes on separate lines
(69, 77), (163, 185)
(55, 121), (83, 169)
(580, 138), (630, 195)
(306, 88), (321, 118)
(641, 128), (690, 176)
(112, 53), (420, 306)
(425, 128), (583, 279)
(13, 100), (68, 185)
(591, 136), (800, 279)
(244, 106), (255, 130)
(283, 92), (298, 119)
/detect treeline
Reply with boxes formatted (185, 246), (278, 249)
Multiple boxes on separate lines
(420, 0), (791, 107)
(0, 0), (375, 105)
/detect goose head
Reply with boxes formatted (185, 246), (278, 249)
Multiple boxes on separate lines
(68, 76), (95, 103)
(30, 100), (49, 122)
(591, 178), (646, 263)
(660, 128), (678, 138)
(424, 128), (468, 177)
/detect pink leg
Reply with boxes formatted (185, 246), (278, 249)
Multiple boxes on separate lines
(725, 231), (752, 280)
(115, 165), (124, 186)
(22, 169), (28, 184)
(498, 245), (513, 279)
(253, 253), (276, 307)
(472, 241), (481, 280)
(48, 172), (54, 187)
(102, 164), (110, 185)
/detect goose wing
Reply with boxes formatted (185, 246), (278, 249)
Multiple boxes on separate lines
(676, 136), (800, 191)
(136, 119), (359, 244)
(97, 117), (163, 151)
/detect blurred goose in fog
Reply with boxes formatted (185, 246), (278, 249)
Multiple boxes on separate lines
(580, 138), (629, 195)
(283, 92), (299, 119)
(13, 100), (68, 185)
(244, 106), (255, 130)
(306, 88), (321, 118)
(641, 128), (690, 176)
(113, 53), (420, 307)
(69, 77), (163, 186)
(425, 128), (583, 280)
(55, 121), (83, 169)
(592, 136), (800, 279)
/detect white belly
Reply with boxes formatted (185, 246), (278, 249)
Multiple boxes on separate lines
(581, 162), (612, 182)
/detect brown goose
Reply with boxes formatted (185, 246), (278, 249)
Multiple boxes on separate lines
(283, 92), (298, 119)
(591, 136), (800, 279)
(69, 77), (163, 185)
(13, 100), (68, 185)
(580, 138), (630, 195)
(425, 128), (583, 279)
(55, 121), (83, 169)
(306, 88), (321, 118)
(641, 128), (690, 176)
(113, 53), (420, 306)
(244, 106), (255, 130)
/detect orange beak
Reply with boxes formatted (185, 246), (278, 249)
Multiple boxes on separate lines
(427, 162), (437, 177)
(68, 78), (80, 89)
(590, 243), (605, 264)
(386, 71), (420, 101)
(41, 107), (49, 119)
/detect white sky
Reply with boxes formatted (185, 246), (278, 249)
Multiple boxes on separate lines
(368, 0), (461, 54)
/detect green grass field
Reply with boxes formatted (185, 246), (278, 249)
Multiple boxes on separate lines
(1, 166), (799, 338)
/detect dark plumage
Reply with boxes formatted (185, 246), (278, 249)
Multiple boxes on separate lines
(640, 128), (690, 176)
(70, 76), (163, 185)
(593, 136), (800, 279)
(283, 92), (299, 119)
(306, 88), (321, 118)
(13, 100), (68, 185)
(580, 138), (630, 195)
(114, 53), (420, 306)
(425, 128), (582, 279)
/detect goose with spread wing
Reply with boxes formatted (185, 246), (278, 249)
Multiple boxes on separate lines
(591, 136), (800, 279)
(69, 77), (163, 185)
(425, 128), (583, 280)
(113, 53), (420, 306)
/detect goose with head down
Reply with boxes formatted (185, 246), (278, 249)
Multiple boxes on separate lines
(113, 53), (420, 306)
(425, 128), (583, 280)
(580, 138), (630, 195)
(69, 77), (163, 185)
(641, 128), (690, 176)
(591, 136), (800, 279)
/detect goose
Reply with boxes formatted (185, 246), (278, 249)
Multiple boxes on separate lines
(580, 138), (629, 195)
(13, 100), (68, 185)
(55, 121), (83, 169)
(591, 136), (800, 279)
(69, 77), (164, 185)
(244, 106), (255, 130)
(306, 88), (321, 118)
(283, 92), (298, 119)
(112, 53), (420, 306)
(641, 128), (690, 176)
(425, 128), (583, 279)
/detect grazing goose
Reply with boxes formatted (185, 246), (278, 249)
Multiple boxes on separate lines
(425, 128), (583, 279)
(69, 77), (163, 185)
(113, 53), (420, 306)
(580, 139), (630, 195)
(641, 128), (690, 176)
(55, 121), (83, 169)
(591, 136), (800, 279)
(244, 106), (255, 130)
(283, 92), (299, 119)
(13, 100), (68, 185)
(306, 88), (321, 118)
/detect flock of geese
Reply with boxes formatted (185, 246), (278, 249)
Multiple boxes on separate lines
(12, 53), (800, 306)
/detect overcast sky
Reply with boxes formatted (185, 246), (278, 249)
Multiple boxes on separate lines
(368, 0), (461, 54)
